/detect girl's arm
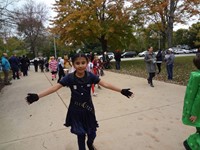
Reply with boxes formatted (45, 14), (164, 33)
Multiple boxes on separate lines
(98, 80), (121, 92)
(26, 83), (63, 104)
(98, 80), (133, 98)
(38, 83), (63, 98)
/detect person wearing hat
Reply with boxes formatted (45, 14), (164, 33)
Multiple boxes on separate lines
(164, 48), (175, 80)
(1, 53), (11, 85)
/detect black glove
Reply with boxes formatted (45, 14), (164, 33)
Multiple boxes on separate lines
(121, 89), (133, 98)
(26, 93), (39, 104)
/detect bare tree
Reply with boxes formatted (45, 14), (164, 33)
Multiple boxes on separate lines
(0, 0), (20, 40)
(13, 0), (48, 57)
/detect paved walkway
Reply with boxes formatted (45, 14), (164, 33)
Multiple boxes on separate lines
(0, 68), (194, 150)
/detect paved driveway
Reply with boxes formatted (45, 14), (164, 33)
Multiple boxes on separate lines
(0, 69), (193, 150)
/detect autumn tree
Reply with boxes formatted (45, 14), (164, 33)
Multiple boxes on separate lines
(51, 0), (133, 53)
(13, 0), (48, 57)
(131, 0), (200, 49)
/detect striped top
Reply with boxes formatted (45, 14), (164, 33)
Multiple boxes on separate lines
(49, 60), (58, 71)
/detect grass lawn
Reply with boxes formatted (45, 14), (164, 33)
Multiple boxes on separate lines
(110, 56), (197, 86)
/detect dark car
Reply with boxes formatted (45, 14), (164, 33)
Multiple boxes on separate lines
(121, 51), (137, 58)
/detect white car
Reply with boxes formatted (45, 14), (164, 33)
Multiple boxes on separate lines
(138, 51), (147, 57)
(182, 49), (190, 54)
(98, 52), (114, 61)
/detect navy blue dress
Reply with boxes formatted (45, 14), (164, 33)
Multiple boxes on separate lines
(59, 71), (100, 135)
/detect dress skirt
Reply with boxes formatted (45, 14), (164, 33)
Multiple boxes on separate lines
(64, 105), (98, 135)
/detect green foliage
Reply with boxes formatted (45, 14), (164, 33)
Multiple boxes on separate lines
(173, 29), (190, 46)
(0, 37), (26, 56)
(110, 56), (196, 86)
(188, 22), (200, 48)
(52, 0), (134, 52)
(173, 22), (200, 48)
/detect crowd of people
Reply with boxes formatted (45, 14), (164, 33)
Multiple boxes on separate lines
(1, 47), (199, 88)
(1, 53), (30, 85)
(1, 48), (200, 150)
(144, 46), (175, 87)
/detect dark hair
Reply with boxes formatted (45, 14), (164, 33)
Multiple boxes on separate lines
(147, 46), (153, 51)
(193, 55), (200, 70)
(72, 53), (88, 64)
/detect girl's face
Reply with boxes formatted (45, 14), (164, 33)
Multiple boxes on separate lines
(73, 57), (88, 74)
(149, 47), (153, 52)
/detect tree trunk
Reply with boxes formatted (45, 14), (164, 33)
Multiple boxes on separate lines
(99, 35), (108, 53)
(167, 0), (175, 48)
(31, 45), (37, 57)
(161, 32), (166, 50)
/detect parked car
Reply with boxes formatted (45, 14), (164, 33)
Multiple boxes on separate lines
(98, 52), (114, 61)
(121, 51), (137, 58)
(138, 51), (147, 57)
(182, 49), (190, 54)
(191, 48), (198, 53)
(173, 48), (184, 54)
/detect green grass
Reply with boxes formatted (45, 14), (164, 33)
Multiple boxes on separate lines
(110, 56), (197, 86)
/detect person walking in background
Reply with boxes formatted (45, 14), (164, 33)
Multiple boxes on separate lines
(57, 58), (65, 83)
(1, 53), (11, 85)
(156, 49), (163, 74)
(164, 48), (175, 80)
(182, 55), (200, 150)
(26, 53), (133, 150)
(39, 57), (45, 72)
(20, 55), (29, 76)
(9, 53), (20, 80)
(49, 56), (58, 81)
(64, 54), (72, 74)
(44, 58), (49, 72)
(89, 52), (94, 62)
(144, 46), (157, 87)
(92, 55), (102, 90)
(33, 57), (39, 72)
(196, 47), (200, 56)
(114, 49), (121, 70)
(102, 51), (110, 69)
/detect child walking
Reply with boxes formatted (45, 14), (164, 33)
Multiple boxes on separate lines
(182, 55), (200, 150)
(49, 56), (58, 80)
(26, 53), (133, 150)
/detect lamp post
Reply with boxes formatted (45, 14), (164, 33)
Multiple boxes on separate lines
(53, 36), (57, 58)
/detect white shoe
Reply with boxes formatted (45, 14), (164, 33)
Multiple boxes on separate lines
(93, 93), (98, 96)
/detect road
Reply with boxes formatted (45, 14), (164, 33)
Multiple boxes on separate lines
(111, 53), (196, 62)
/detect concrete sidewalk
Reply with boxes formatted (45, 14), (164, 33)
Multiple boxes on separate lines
(0, 68), (193, 150)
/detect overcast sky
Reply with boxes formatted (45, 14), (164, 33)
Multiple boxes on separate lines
(16, 0), (197, 30)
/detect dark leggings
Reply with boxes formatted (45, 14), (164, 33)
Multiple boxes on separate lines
(148, 72), (155, 84)
(77, 132), (96, 150)
(156, 63), (161, 73)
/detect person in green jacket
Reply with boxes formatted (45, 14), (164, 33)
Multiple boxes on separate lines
(182, 55), (200, 150)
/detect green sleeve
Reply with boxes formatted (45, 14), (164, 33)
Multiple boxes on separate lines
(189, 73), (200, 116)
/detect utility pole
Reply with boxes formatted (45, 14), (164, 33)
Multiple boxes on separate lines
(53, 36), (57, 58)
